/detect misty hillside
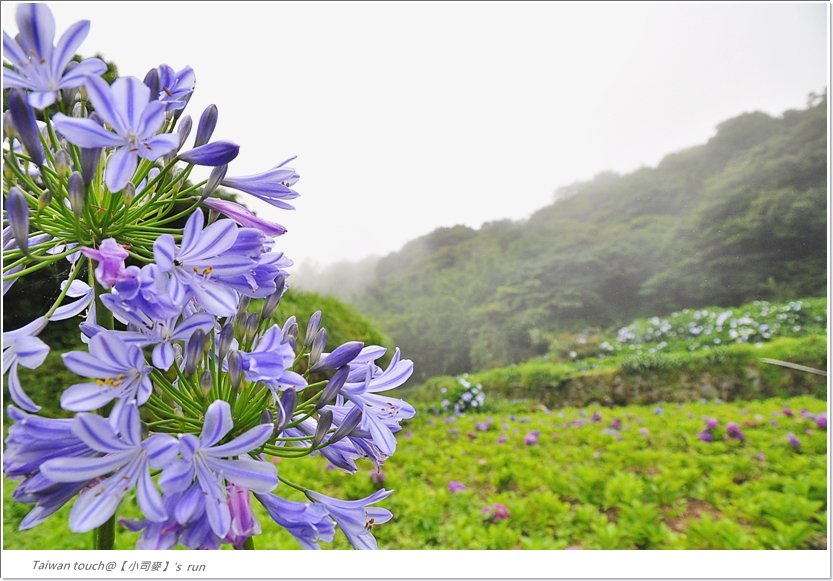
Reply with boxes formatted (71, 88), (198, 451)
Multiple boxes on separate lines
(305, 98), (827, 379)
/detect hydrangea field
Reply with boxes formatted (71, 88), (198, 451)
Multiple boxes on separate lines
(5, 395), (826, 549)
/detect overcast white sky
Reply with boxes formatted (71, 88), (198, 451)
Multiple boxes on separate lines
(3, 2), (829, 269)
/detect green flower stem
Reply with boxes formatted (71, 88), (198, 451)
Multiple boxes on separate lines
(44, 258), (85, 319)
(276, 475), (308, 494)
(242, 537), (255, 550)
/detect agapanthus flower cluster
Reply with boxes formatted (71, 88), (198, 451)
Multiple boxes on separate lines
(3, 3), (413, 550)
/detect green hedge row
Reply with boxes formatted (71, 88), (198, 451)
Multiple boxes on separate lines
(414, 336), (827, 408)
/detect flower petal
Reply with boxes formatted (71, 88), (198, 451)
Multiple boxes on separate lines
(195, 458), (230, 537)
(153, 234), (176, 271)
(61, 382), (117, 411)
(152, 341), (175, 370)
(52, 114), (123, 148)
(41, 451), (133, 483)
(144, 434), (179, 469)
(105, 147), (138, 192)
(139, 133), (178, 161)
(85, 75), (125, 134)
(28, 91), (57, 110)
(204, 424), (274, 458)
(58, 57), (107, 88)
(51, 19), (90, 78)
(111, 76), (150, 132)
(15, 3), (55, 61)
(200, 400), (233, 447)
(206, 457), (278, 494)
(72, 412), (131, 453)
(7, 363), (40, 412)
(136, 466), (167, 522)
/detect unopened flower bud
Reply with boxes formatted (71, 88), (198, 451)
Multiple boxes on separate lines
(305, 311), (322, 348)
(311, 341), (364, 374)
(260, 409), (273, 426)
(80, 148), (101, 185)
(143, 68), (160, 100)
(328, 406), (363, 445)
(261, 277), (286, 319)
(3, 110), (16, 140)
(316, 366), (349, 410)
(313, 411), (333, 448)
(194, 104), (218, 147)
(168, 168), (183, 195)
(203, 164), (227, 199)
(282, 316), (298, 343)
(227, 351), (243, 388)
(6, 187), (30, 253)
(184, 329), (206, 376)
(54, 149), (72, 178)
(8, 90), (44, 166)
(244, 313), (260, 343)
(309, 328), (327, 366)
(275, 388), (298, 434)
(176, 115), (192, 150)
(200, 370), (213, 395)
(61, 86), (78, 108)
(71, 102), (85, 118)
(37, 189), (52, 211)
(122, 181), (136, 206)
(68, 172), (86, 215)
(218, 321), (235, 360)
(237, 296), (252, 316)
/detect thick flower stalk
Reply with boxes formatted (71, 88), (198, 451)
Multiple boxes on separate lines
(3, 3), (413, 551)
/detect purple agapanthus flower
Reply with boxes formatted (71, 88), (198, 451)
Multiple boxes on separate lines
(60, 331), (153, 419)
(159, 400), (277, 538)
(705, 418), (719, 430)
(40, 404), (178, 532)
(591, 412), (602, 422)
(333, 348), (415, 457)
(222, 157), (300, 210)
(154, 209), (257, 316)
(448, 481), (466, 493)
(523, 431), (539, 446)
(202, 198), (287, 237)
(83, 312), (214, 371)
(255, 493), (335, 550)
(815, 414), (827, 430)
(155, 64), (195, 111)
(80, 238), (132, 289)
(2, 3), (107, 109)
(697, 430), (713, 443)
(726, 422), (745, 442)
(4, 406), (96, 530)
(787, 432), (800, 449)
(225, 485), (261, 549)
(237, 326), (306, 390)
(483, 503), (510, 522)
(3, 316), (50, 412)
(53, 76), (179, 192)
(306, 488), (393, 550)
(99, 264), (183, 325)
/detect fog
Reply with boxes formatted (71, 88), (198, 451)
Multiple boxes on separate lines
(4, 2), (828, 271)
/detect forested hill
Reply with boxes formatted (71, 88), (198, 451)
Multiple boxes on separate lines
(315, 98), (828, 379)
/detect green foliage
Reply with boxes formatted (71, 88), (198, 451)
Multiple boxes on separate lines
(412, 296), (826, 410)
(6, 396), (826, 549)
(323, 100), (827, 378)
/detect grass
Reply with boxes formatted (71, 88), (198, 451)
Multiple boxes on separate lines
(4, 395), (826, 550)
